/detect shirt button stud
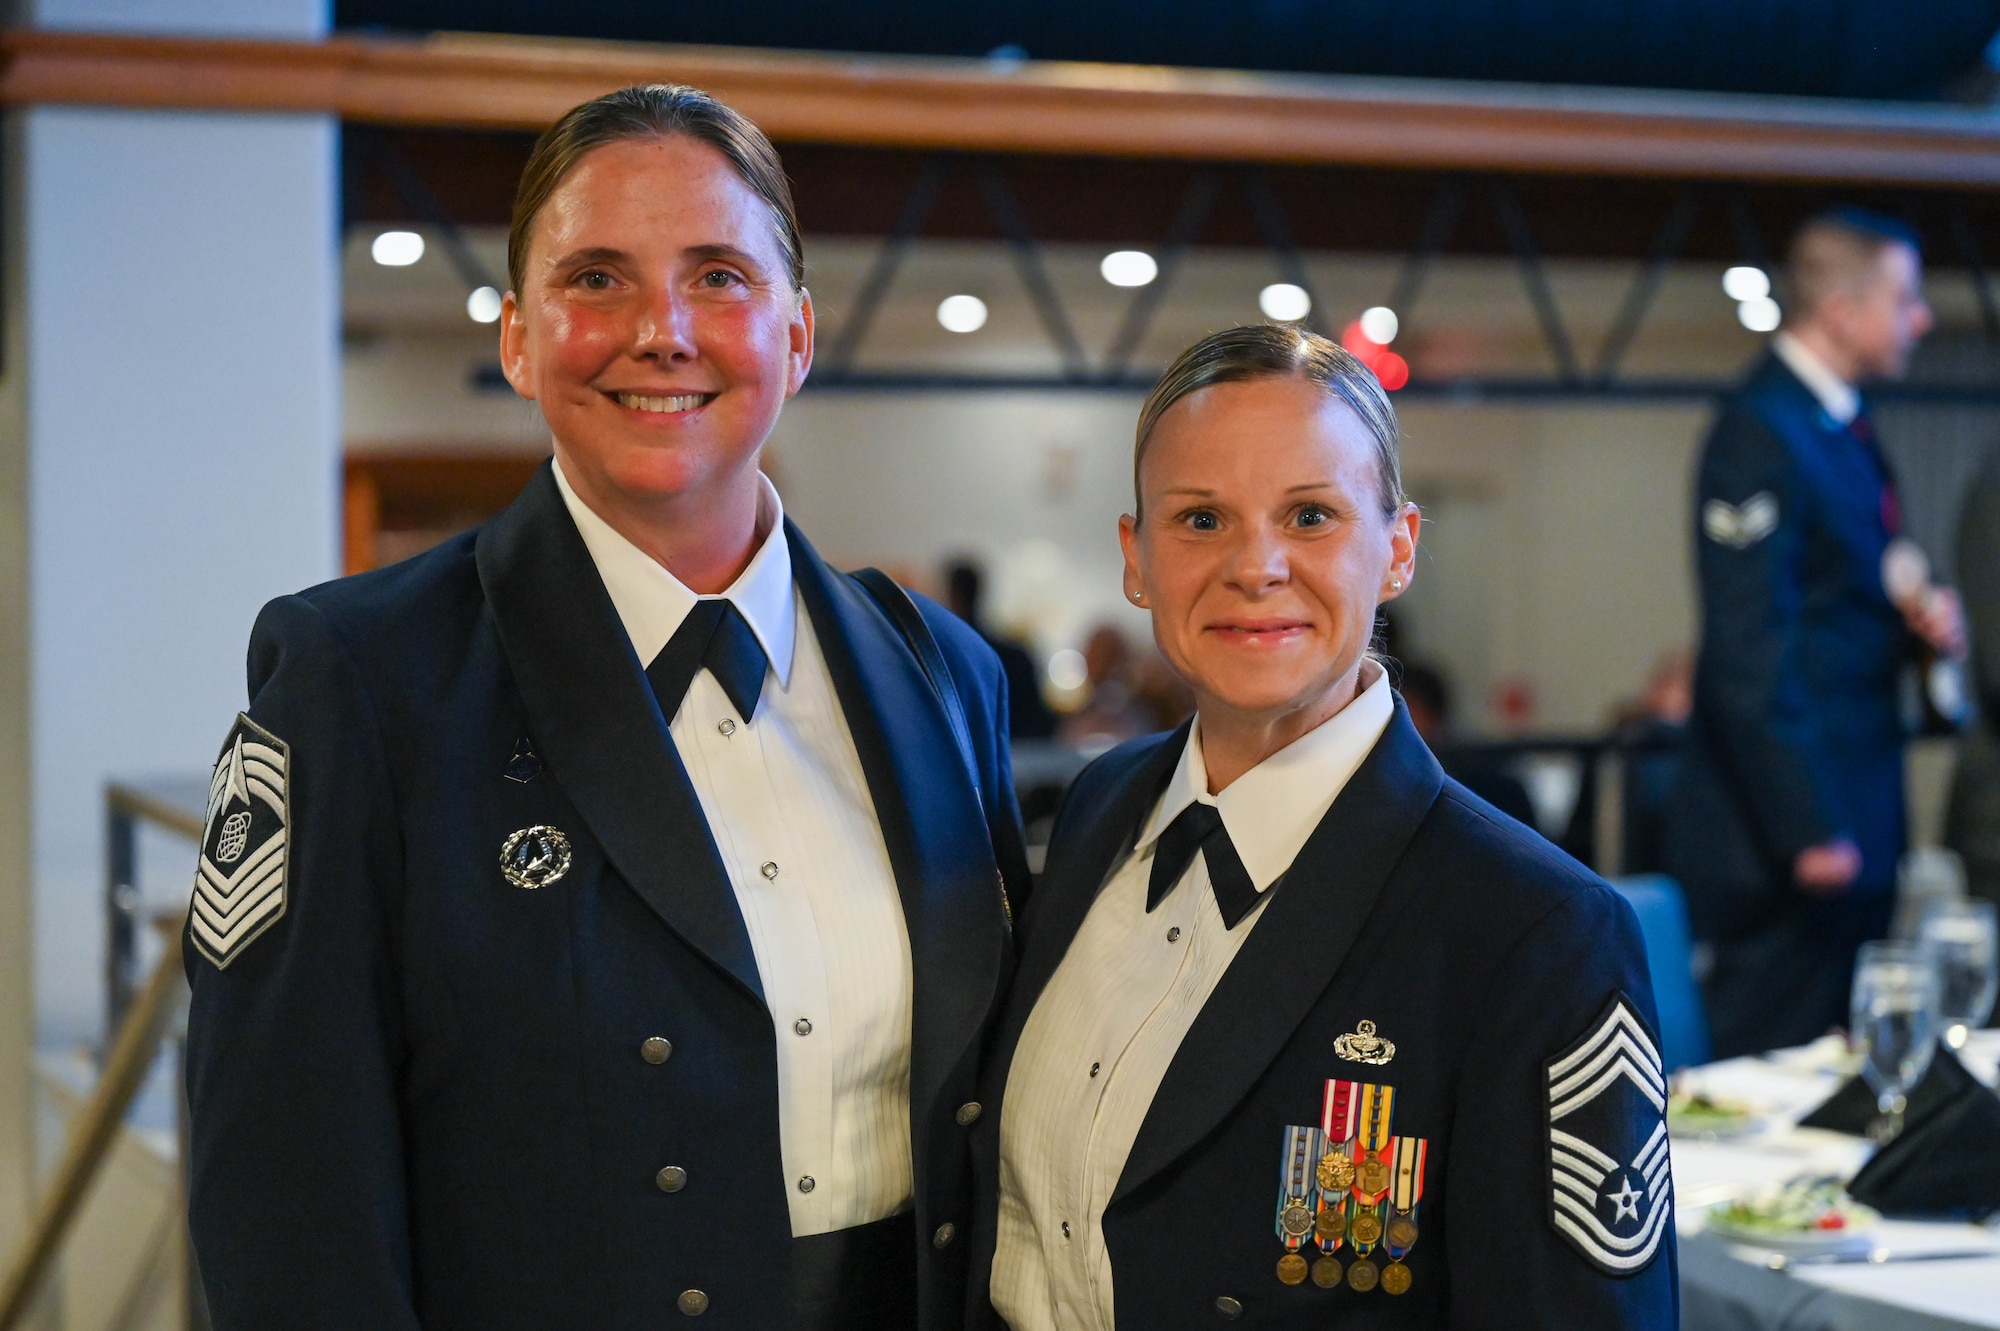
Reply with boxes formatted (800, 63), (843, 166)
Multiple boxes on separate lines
(717, 719), (736, 737)
(1061, 1221), (1072, 1240)
(655, 1166), (688, 1193)
(677, 1289), (709, 1316)
(640, 1036), (673, 1064)
(932, 1222), (956, 1249)
(1167, 927), (1182, 943)
(794, 1018), (813, 1037)
(797, 1175), (816, 1194)
(761, 861), (780, 880)
(1089, 1062), (1101, 1078)
(954, 1101), (983, 1126)
(1214, 1295), (1243, 1319)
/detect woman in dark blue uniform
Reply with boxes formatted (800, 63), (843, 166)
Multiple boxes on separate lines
(183, 86), (1026, 1331)
(968, 325), (1675, 1329)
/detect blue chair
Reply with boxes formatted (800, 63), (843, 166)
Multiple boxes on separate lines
(1610, 874), (1712, 1071)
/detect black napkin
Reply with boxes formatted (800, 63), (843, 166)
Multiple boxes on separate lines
(1846, 1072), (2000, 1221)
(1796, 1046), (1980, 1137)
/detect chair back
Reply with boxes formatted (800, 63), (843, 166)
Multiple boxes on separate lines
(1610, 874), (1711, 1071)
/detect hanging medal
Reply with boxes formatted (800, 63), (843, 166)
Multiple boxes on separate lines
(1345, 1083), (1396, 1292)
(1380, 1135), (1427, 1296)
(1312, 1078), (1361, 1287)
(1273, 1124), (1325, 1285)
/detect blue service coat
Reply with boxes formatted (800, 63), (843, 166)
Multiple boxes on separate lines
(182, 462), (1028, 1330)
(1669, 351), (1917, 937)
(967, 702), (1678, 1329)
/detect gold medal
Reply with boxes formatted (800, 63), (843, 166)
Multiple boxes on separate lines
(1316, 1150), (1356, 1192)
(1280, 1198), (1315, 1240)
(1315, 1209), (1342, 1241)
(1277, 1253), (1309, 1285)
(1346, 1258), (1379, 1292)
(1381, 1262), (1412, 1296)
(1350, 1212), (1383, 1246)
(1387, 1217), (1419, 1249)
(1358, 1157), (1391, 1195)
(1311, 1256), (1343, 1288)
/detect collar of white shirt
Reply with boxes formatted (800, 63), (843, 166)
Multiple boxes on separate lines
(1771, 331), (1860, 426)
(1135, 658), (1394, 894)
(551, 457), (797, 687)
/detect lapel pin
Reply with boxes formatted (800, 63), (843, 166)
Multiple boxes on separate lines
(1335, 1019), (1396, 1066)
(500, 825), (572, 890)
(504, 736), (543, 783)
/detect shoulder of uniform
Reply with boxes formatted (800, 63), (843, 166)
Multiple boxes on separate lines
(1426, 782), (1629, 925)
(284, 530), (483, 653)
(907, 589), (1003, 684)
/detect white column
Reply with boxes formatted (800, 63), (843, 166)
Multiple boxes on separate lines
(0, 0), (337, 1267)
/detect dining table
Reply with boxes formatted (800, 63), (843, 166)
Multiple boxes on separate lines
(1674, 1029), (2000, 1329)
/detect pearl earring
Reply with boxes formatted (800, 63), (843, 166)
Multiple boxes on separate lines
(1131, 590), (1145, 604)
(1391, 577), (1403, 591)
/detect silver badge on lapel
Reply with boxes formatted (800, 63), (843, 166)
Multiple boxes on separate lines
(190, 714), (290, 969)
(1545, 993), (1671, 1277)
(1334, 1019), (1396, 1066)
(500, 825), (572, 890)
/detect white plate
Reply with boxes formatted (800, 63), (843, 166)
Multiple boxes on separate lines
(1707, 1212), (1879, 1257)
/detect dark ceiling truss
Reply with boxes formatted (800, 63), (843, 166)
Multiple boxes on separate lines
(339, 128), (2000, 404)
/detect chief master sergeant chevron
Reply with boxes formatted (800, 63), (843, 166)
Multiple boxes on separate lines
(181, 84), (1029, 1331)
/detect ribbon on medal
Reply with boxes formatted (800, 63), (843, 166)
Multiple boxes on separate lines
(1316, 1078), (1359, 1252)
(1380, 1135), (1428, 1296)
(1274, 1124), (1326, 1285)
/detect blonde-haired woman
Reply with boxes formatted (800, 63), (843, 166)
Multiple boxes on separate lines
(968, 325), (1675, 1329)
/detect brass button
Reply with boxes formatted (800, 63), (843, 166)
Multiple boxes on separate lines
(794, 1018), (813, 1037)
(717, 719), (736, 736)
(932, 1222), (956, 1249)
(1214, 1295), (1243, 1319)
(760, 861), (780, 880)
(655, 1166), (688, 1193)
(677, 1289), (709, 1316)
(954, 1101), (983, 1126)
(797, 1175), (816, 1194)
(641, 1036), (673, 1064)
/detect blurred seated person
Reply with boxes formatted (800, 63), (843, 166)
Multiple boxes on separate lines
(1398, 661), (1538, 829)
(1058, 624), (1158, 750)
(1608, 651), (1693, 878)
(947, 558), (1058, 740)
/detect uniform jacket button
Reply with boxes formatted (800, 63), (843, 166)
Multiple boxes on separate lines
(656, 1166), (688, 1193)
(954, 1101), (983, 1126)
(641, 1036), (673, 1064)
(1213, 1295), (1243, 1319)
(677, 1289), (709, 1316)
(932, 1222), (956, 1249)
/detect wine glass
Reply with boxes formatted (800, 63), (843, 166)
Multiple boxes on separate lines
(1918, 898), (1999, 1051)
(1849, 940), (1942, 1144)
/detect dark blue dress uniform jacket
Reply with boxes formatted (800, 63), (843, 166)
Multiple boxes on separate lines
(182, 463), (1028, 1330)
(1668, 351), (1916, 937)
(967, 701), (1678, 1329)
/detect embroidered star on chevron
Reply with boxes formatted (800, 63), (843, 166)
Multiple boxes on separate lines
(189, 714), (290, 969)
(1544, 993), (1671, 1278)
(1702, 491), (1780, 549)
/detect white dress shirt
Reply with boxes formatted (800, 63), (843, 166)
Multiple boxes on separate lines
(992, 661), (1394, 1331)
(553, 460), (914, 1237)
(1772, 330), (1860, 426)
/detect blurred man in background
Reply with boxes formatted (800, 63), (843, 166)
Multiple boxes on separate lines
(1670, 209), (1965, 1058)
(945, 558), (1059, 740)
(1948, 455), (2000, 913)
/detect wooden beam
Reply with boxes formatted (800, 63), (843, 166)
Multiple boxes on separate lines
(5, 28), (2000, 188)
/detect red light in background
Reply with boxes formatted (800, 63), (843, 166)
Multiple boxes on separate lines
(1338, 319), (1406, 391)
(1377, 352), (1410, 391)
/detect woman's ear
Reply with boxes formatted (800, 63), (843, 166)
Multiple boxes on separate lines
(498, 290), (537, 401)
(1118, 513), (1146, 607)
(1381, 503), (1420, 600)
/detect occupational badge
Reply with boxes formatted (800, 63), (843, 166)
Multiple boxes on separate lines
(189, 715), (290, 969)
(500, 825), (573, 890)
(1333, 1019), (1396, 1065)
(1701, 491), (1779, 549)
(1545, 993), (1672, 1277)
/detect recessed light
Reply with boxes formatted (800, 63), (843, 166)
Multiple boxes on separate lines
(937, 294), (989, 334)
(1360, 306), (1399, 344)
(466, 286), (502, 324)
(1737, 295), (1781, 332)
(1100, 250), (1159, 288)
(1259, 283), (1311, 323)
(371, 230), (425, 267)
(1723, 266), (1771, 302)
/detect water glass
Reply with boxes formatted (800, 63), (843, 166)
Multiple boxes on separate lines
(1918, 898), (1999, 1050)
(1850, 940), (1942, 1143)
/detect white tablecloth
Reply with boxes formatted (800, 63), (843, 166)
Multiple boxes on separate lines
(1675, 1031), (2000, 1328)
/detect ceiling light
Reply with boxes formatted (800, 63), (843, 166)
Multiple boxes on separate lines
(1722, 266), (1770, 302)
(1737, 295), (1781, 332)
(937, 294), (989, 334)
(1047, 648), (1088, 692)
(371, 230), (425, 267)
(1359, 306), (1399, 345)
(1099, 250), (1159, 288)
(466, 286), (503, 324)
(1259, 282), (1311, 323)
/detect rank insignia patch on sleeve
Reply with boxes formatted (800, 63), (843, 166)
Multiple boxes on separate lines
(1701, 491), (1779, 549)
(189, 714), (290, 969)
(1545, 993), (1671, 1277)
